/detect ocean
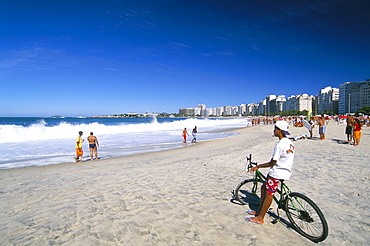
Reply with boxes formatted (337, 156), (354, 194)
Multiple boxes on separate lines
(0, 117), (251, 169)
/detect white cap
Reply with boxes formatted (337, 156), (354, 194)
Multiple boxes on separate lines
(275, 120), (290, 135)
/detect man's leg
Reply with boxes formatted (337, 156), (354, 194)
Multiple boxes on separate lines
(250, 193), (274, 224)
(254, 183), (266, 216)
(248, 178), (278, 224)
(94, 147), (98, 159)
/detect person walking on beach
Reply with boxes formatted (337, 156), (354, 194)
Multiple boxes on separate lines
(87, 132), (100, 160)
(246, 121), (294, 225)
(345, 115), (354, 142)
(192, 126), (197, 143)
(308, 118), (315, 139)
(75, 131), (84, 163)
(353, 118), (362, 146)
(182, 128), (189, 143)
(318, 115), (326, 140)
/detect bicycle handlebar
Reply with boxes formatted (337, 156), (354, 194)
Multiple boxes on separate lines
(246, 154), (258, 173)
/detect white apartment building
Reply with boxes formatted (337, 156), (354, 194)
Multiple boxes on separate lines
(318, 86), (339, 114)
(216, 107), (224, 117)
(197, 104), (206, 116)
(285, 94), (314, 112)
(246, 103), (257, 115)
(298, 94), (314, 111)
(238, 104), (247, 115)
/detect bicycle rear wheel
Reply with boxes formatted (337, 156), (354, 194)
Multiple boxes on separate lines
(235, 179), (262, 206)
(284, 192), (329, 242)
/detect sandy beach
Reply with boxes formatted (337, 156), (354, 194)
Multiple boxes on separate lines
(0, 121), (369, 245)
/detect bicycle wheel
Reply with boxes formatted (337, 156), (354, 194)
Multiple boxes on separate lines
(235, 179), (262, 206)
(284, 192), (329, 242)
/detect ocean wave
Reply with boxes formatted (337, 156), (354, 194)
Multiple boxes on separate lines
(0, 118), (250, 143)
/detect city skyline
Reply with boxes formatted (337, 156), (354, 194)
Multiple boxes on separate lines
(180, 79), (370, 116)
(1, 1), (370, 117)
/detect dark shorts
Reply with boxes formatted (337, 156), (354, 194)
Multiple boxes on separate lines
(89, 144), (96, 148)
(345, 126), (353, 135)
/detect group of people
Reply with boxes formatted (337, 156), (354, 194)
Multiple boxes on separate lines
(75, 131), (100, 162)
(345, 115), (363, 146)
(182, 126), (197, 144)
(304, 115), (327, 140)
(74, 126), (198, 162)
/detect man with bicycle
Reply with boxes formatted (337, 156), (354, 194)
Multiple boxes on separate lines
(246, 120), (294, 225)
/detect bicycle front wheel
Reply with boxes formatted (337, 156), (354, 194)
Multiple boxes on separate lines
(235, 179), (262, 206)
(284, 192), (329, 243)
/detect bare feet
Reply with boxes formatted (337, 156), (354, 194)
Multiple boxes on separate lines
(245, 217), (263, 225)
(246, 210), (257, 215)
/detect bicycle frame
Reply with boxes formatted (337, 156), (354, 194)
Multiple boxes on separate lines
(246, 154), (292, 211)
(240, 154), (329, 242)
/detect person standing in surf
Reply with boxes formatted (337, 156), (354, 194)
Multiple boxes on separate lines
(75, 131), (84, 163)
(87, 132), (100, 160)
(182, 128), (189, 143)
(191, 126), (197, 143)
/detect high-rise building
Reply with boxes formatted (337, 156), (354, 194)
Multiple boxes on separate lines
(318, 86), (339, 114)
(197, 104), (206, 116)
(238, 104), (247, 115)
(360, 79), (370, 109)
(268, 95), (286, 114)
(179, 108), (195, 116)
(257, 99), (266, 115)
(286, 94), (314, 112)
(339, 80), (370, 114)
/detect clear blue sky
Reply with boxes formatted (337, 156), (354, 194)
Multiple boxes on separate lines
(1, 0), (369, 117)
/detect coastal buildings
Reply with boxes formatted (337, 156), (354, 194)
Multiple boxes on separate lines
(179, 79), (370, 116)
(285, 94), (314, 112)
(318, 86), (339, 115)
(339, 79), (370, 115)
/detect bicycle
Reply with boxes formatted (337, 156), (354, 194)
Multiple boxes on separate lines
(234, 154), (329, 243)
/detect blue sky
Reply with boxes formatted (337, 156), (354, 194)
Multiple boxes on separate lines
(1, 0), (369, 117)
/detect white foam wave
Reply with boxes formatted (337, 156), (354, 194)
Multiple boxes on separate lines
(0, 118), (250, 144)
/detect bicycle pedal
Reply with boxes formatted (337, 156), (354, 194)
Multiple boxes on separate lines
(271, 218), (280, 224)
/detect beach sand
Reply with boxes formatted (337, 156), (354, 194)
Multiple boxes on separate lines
(0, 122), (369, 245)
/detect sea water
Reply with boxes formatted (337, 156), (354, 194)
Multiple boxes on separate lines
(0, 117), (251, 169)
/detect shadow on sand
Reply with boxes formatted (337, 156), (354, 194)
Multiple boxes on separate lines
(332, 139), (352, 145)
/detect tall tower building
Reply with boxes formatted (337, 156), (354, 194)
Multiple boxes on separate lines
(318, 86), (339, 114)
(339, 80), (370, 114)
(197, 104), (206, 116)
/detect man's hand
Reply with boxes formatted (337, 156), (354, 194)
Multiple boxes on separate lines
(249, 166), (259, 173)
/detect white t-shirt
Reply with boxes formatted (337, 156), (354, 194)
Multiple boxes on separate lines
(268, 137), (294, 180)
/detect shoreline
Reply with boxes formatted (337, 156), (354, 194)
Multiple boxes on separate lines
(1, 123), (369, 245)
(0, 127), (245, 171)
(0, 118), (249, 170)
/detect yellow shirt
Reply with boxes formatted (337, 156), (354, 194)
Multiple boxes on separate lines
(76, 137), (83, 149)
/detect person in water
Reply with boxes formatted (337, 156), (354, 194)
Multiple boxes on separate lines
(87, 132), (100, 160)
(182, 128), (189, 143)
(192, 126), (197, 143)
(75, 131), (84, 163)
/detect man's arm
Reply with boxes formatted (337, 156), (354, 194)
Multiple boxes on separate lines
(250, 158), (277, 172)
